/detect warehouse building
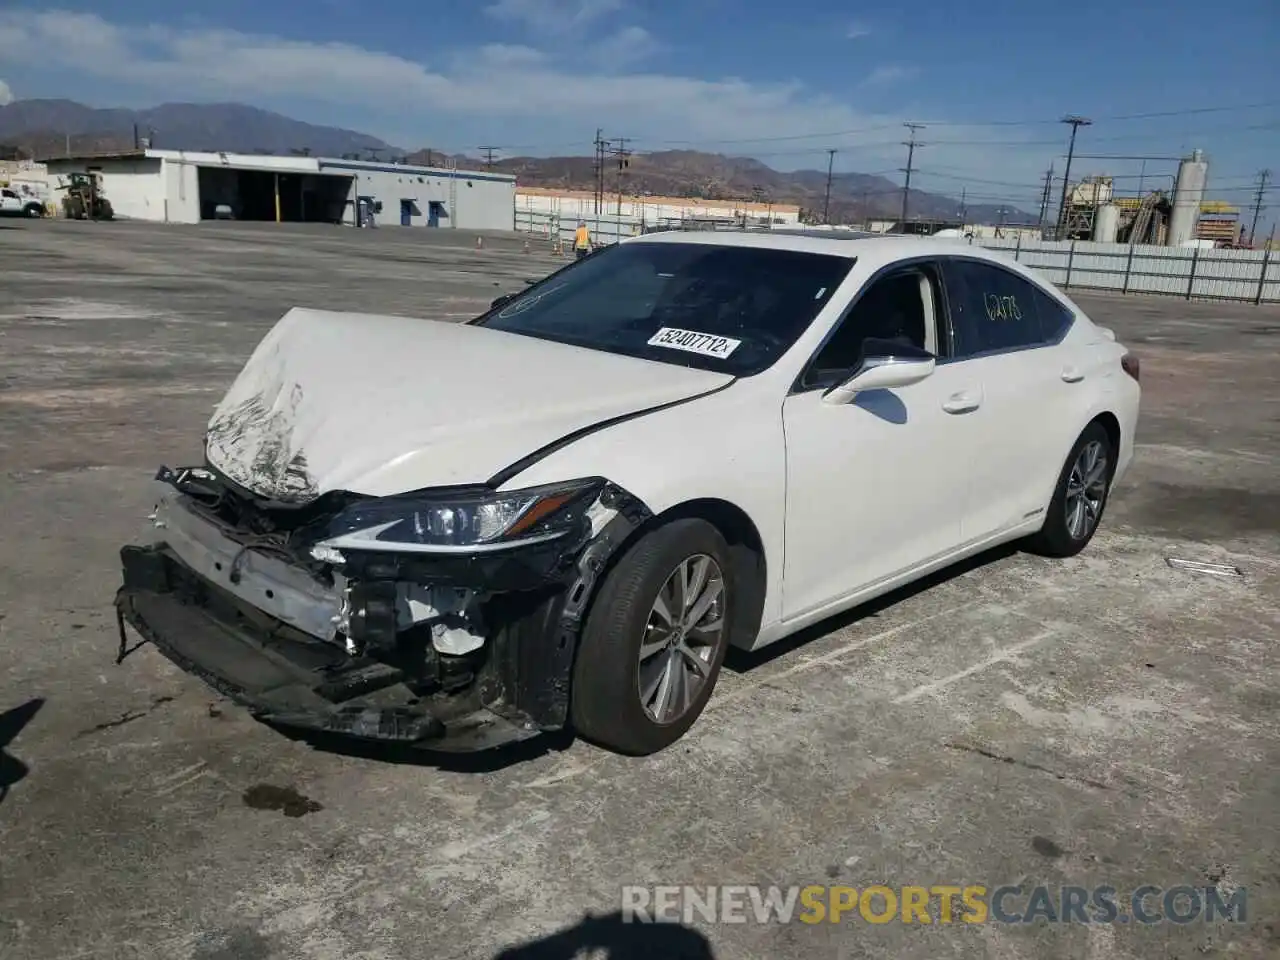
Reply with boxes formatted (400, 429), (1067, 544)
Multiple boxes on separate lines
(41, 150), (515, 229)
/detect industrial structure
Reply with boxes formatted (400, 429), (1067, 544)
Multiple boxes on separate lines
(1058, 149), (1244, 247)
(40, 149), (515, 229)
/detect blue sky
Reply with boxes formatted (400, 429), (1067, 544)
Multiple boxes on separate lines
(1, 1), (1276, 218)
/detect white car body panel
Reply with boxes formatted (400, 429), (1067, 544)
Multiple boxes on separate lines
(779, 360), (985, 618)
(502, 381), (791, 630)
(200, 234), (1140, 655)
(204, 307), (732, 499)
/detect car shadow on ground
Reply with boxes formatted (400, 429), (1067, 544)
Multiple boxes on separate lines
(279, 542), (1021, 771)
(0, 697), (45, 806)
(492, 911), (715, 959)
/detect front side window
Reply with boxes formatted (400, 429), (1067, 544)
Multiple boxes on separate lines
(475, 241), (855, 376)
(802, 265), (940, 388)
(943, 259), (1058, 357)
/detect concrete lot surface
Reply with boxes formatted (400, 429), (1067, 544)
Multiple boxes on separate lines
(1, 221), (1277, 960)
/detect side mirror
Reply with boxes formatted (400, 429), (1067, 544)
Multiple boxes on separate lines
(490, 292), (517, 309)
(822, 338), (936, 405)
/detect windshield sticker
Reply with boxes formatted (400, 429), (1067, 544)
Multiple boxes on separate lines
(647, 327), (742, 359)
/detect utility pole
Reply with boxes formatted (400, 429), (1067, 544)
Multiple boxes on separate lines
(1056, 115), (1092, 239)
(477, 146), (499, 169)
(899, 123), (925, 230)
(611, 137), (632, 217)
(822, 148), (836, 224)
(959, 187), (968, 223)
(1248, 169), (1271, 246)
(592, 128), (606, 216)
(1037, 163), (1055, 231)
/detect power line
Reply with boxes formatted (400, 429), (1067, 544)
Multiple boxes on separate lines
(1250, 170), (1272, 246)
(900, 123), (925, 226)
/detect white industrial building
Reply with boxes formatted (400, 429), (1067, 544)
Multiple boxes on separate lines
(41, 150), (515, 229)
(516, 187), (802, 227)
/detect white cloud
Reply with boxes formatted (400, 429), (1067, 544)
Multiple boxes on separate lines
(484, 0), (623, 35)
(0, 8), (1053, 196)
(846, 22), (872, 39)
(0, 78), (12, 105)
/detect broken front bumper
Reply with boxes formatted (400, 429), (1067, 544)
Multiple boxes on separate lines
(113, 480), (652, 752)
(115, 544), (541, 750)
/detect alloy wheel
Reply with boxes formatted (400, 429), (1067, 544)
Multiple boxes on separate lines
(637, 554), (726, 724)
(1065, 440), (1108, 540)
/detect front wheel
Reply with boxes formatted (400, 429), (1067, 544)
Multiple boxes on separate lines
(1025, 422), (1114, 558)
(25, 204), (44, 219)
(571, 518), (734, 755)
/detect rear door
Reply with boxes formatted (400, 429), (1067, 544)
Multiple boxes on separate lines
(939, 257), (1085, 540)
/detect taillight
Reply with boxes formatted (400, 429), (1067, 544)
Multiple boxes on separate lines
(1121, 352), (1139, 382)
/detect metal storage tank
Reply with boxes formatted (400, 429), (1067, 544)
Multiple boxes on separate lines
(1167, 148), (1208, 247)
(1093, 203), (1120, 243)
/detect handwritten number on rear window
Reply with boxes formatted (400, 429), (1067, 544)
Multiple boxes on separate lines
(984, 293), (1021, 322)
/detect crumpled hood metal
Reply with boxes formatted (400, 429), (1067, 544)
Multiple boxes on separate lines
(204, 307), (733, 500)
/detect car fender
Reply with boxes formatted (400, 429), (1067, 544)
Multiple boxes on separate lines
(493, 380), (787, 635)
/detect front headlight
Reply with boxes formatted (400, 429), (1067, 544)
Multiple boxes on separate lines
(313, 478), (603, 554)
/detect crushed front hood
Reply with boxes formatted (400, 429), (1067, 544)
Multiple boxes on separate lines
(204, 307), (732, 500)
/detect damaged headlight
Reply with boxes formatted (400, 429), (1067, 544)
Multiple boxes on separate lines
(313, 478), (604, 554)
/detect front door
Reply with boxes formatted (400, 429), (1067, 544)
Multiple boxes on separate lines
(427, 201), (443, 227)
(400, 199), (414, 226)
(781, 263), (983, 619)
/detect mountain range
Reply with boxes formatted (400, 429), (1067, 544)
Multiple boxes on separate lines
(0, 99), (1033, 223)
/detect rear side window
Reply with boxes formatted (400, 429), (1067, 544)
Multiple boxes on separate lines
(1029, 285), (1075, 342)
(943, 259), (1067, 357)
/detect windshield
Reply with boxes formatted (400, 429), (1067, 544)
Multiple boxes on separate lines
(475, 241), (855, 375)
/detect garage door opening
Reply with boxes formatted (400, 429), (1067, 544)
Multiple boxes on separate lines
(197, 168), (352, 223)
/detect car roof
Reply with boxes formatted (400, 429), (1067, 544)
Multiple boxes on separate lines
(623, 228), (1023, 271)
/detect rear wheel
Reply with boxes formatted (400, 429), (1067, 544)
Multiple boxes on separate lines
(1026, 422), (1114, 557)
(570, 518), (734, 755)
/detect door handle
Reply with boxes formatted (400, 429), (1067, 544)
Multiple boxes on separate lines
(1061, 367), (1085, 383)
(942, 393), (981, 414)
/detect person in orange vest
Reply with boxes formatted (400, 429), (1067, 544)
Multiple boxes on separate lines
(574, 221), (591, 259)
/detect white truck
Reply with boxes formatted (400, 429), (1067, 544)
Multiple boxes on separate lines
(0, 187), (47, 218)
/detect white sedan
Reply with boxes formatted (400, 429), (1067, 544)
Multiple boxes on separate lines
(115, 232), (1140, 755)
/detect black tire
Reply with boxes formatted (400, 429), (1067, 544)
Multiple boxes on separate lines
(571, 518), (734, 755)
(1025, 421), (1115, 558)
(25, 204), (43, 219)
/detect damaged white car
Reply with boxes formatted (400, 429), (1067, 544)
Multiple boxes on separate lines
(115, 232), (1139, 755)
